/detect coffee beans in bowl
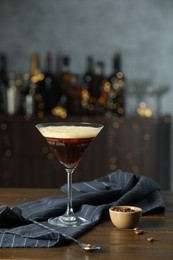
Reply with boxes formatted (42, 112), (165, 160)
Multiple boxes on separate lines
(109, 206), (142, 229)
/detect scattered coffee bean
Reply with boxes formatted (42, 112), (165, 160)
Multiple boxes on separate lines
(134, 228), (144, 235)
(134, 227), (139, 231)
(147, 237), (154, 242)
(85, 244), (92, 249)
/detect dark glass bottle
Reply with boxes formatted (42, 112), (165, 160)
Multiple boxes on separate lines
(67, 74), (83, 115)
(54, 55), (63, 106)
(59, 56), (70, 106)
(108, 53), (125, 116)
(21, 72), (35, 116)
(42, 52), (56, 115)
(24, 53), (45, 117)
(0, 53), (8, 113)
(95, 61), (107, 114)
(82, 56), (96, 114)
(0, 53), (8, 87)
(58, 56), (75, 115)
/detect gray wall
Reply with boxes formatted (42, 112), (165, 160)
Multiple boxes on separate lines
(0, 0), (173, 186)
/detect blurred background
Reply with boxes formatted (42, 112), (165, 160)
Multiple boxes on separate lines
(0, 0), (172, 190)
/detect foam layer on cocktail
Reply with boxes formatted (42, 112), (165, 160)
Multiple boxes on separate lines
(38, 125), (103, 139)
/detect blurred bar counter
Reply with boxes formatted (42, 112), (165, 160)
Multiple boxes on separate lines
(0, 115), (171, 190)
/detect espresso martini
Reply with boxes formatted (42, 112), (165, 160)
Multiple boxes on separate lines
(36, 122), (103, 226)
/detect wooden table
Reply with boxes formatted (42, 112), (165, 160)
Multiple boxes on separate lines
(0, 189), (172, 259)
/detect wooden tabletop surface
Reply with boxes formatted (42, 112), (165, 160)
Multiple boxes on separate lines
(0, 188), (172, 260)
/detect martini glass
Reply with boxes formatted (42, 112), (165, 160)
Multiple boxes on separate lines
(36, 122), (103, 227)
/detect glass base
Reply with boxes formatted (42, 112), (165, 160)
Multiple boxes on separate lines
(48, 214), (90, 227)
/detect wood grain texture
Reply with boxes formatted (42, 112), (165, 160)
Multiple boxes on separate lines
(0, 189), (172, 259)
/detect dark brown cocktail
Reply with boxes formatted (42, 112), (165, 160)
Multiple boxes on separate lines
(46, 136), (94, 167)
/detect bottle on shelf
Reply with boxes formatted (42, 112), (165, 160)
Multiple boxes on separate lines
(23, 53), (45, 117)
(57, 56), (76, 116)
(107, 52), (125, 117)
(95, 61), (107, 114)
(59, 56), (70, 101)
(54, 55), (63, 106)
(42, 52), (56, 115)
(3, 73), (22, 116)
(21, 72), (34, 117)
(68, 74), (83, 115)
(0, 53), (8, 87)
(0, 53), (8, 113)
(82, 56), (96, 114)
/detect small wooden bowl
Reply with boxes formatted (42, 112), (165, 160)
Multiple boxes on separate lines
(109, 206), (142, 229)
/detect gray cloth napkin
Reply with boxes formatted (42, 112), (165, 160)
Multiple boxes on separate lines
(0, 171), (165, 248)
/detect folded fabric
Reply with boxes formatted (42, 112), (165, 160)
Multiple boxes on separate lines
(0, 171), (165, 248)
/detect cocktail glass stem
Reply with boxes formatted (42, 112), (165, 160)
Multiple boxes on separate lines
(65, 168), (76, 220)
(49, 166), (79, 226)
